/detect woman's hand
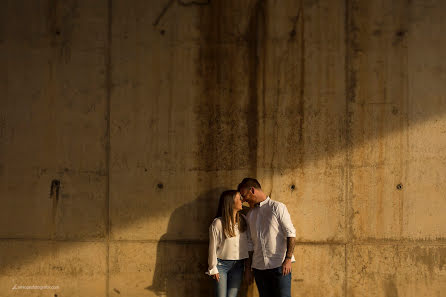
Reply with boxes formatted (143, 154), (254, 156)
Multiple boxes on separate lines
(211, 273), (220, 282)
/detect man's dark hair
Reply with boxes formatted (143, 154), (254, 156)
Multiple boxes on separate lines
(237, 178), (261, 191)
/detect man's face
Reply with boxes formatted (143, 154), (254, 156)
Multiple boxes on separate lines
(240, 187), (254, 204)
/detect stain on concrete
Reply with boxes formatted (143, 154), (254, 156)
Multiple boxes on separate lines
(195, 0), (263, 173)
(47, 0), (79, 62)
(50, 179), (61, 200)
(296, 0), (305, 168)
(288, 8), (302, 42)
(393, 29), (407, 45)
(154, 0), (211, 27)
(50, 179), (61, 238)
(178, 0), (211, 6)
(245, 0), (265, 175)
(346, 0), (360, 104)
(410, 246), (446, 275)
(153, 0), (175, 26)
(383, 279), (399, 297)
(278, 0), (306, 169)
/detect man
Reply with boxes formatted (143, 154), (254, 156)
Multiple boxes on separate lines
(238, 178), (296, 297)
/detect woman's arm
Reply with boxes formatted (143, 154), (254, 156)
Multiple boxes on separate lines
(207, 221), (220, 276)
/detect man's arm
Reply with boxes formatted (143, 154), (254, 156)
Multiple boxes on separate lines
(276, 202), (296, 275)
(282, 237), (295, 275)
(286, 236), (295, 259)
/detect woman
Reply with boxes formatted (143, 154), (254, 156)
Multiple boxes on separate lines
(206, 190), (252, 297)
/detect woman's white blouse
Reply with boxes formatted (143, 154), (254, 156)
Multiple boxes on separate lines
(206, 216), (253, 275)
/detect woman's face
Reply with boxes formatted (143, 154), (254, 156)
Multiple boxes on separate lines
(233, 192), (243, 211)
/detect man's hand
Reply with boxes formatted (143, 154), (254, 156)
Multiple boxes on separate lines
(211, 273), (220, 282)
(245, 252), (254, 284)
(282, 258), (292, 275)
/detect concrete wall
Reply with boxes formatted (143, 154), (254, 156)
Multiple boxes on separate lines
(0, 0), (445, 296)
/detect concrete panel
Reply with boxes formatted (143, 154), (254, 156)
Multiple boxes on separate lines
(267, 168), (345, 242)
(111, 0), (210, 241)
(260, 0), (346, 171)
(403, 158), (446, 240)
(348, 0), (446, 240)
(0, 240), (106, 297)
(349, 0), (409, 168)
(404, 0), (446, 239)
(350, 165), (406, 240)
(109, 241), (213, 297)
(347, 244), (446, 297)
(0, 0), (108, 239)
(293, 244), (345, 297)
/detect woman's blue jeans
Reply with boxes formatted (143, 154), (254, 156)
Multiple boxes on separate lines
(214, 258), (244, 297)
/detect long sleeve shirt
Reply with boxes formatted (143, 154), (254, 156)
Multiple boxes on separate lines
(206, 216), (252, 275)
(246, 197), (296, 270)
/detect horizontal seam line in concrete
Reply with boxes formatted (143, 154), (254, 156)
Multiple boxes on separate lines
(1, 238), (446, 245)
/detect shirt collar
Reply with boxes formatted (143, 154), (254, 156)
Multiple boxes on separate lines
(254, 196), (270, 208)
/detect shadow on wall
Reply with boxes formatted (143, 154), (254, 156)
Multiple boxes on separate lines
(146, 187), (254, 297)
(146, 188), (221, 297)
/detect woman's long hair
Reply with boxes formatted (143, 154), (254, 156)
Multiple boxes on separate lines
(215, 190), (246, 237)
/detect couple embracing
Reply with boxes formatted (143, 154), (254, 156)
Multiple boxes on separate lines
(206, 178), (296, 297)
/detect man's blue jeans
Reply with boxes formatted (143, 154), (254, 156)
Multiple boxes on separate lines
(214, 259), (244, 297)
(253, 267), (291, 297)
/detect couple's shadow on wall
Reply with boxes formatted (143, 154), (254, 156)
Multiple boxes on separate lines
(146, 187), (255, 297)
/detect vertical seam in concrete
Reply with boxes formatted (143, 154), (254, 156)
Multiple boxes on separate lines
(298, 0), (305, 169)
(402, 2), (410, 239)
(344, 0), (350, 296)
(105, 0), (112, 296)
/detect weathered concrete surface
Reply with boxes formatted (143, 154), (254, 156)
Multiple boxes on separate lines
(0, 0), (445, 296)
(109, 241), (212, 296)
(0, 0), (108, 240)
(348, 0), (446, 241)
(347, 245), (446, 297)
(0, 241), (106, 297)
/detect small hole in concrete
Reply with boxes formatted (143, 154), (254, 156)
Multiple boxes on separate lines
(157, 183), (164, 189)
(160, 30), (165, 35)
(290, 184), (296, 191)
(396, 183), (403, 190)
(55, 31), (61, 35)
(396, 30), (406, 37)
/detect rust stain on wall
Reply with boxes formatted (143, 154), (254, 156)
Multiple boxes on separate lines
(195, 0), (264, 175)
(383, 279), (399, 297)
(410, 246), (446, 275)
(245, 0), (266, 176)
(47, 0), (79, 62)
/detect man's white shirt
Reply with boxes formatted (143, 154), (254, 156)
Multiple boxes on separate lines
(246, 197), (296, 270)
